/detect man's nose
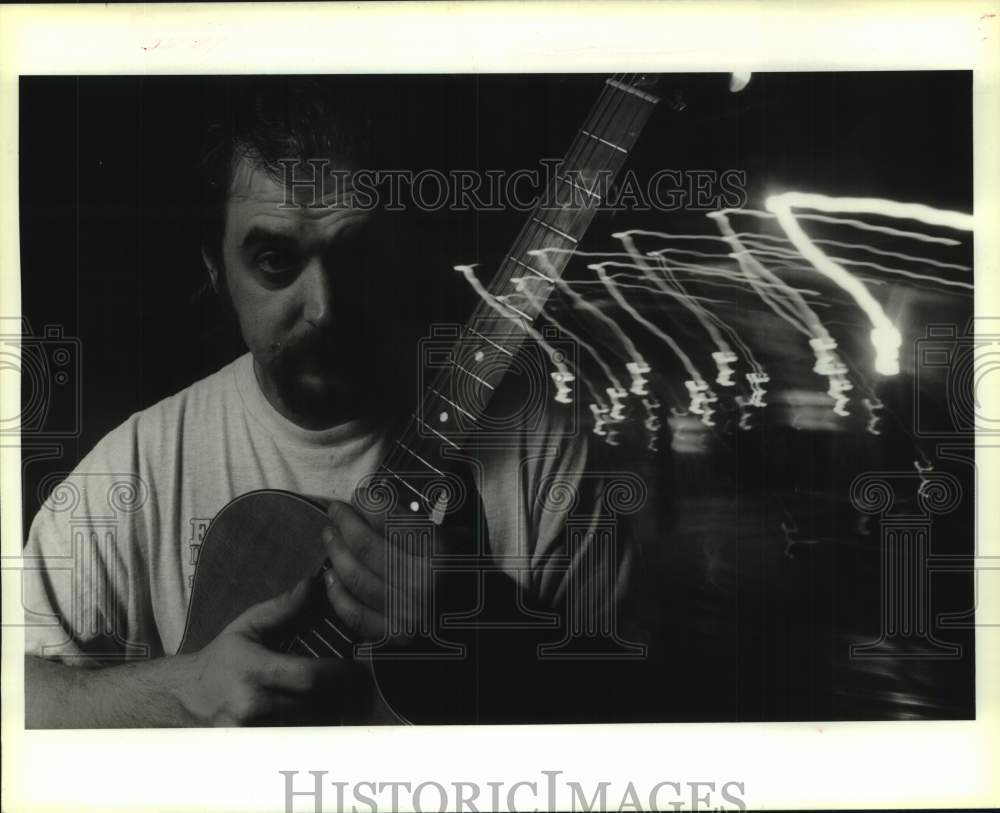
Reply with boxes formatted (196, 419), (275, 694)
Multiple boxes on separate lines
(301, 260), (335, 328)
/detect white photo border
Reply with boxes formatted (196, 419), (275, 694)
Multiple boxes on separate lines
(1, 2), (998, 811)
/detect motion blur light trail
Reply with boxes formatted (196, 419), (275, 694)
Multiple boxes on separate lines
(737, 233), (972, 274)
(615, 230), (740, 388)
(592, 261), (719, 426)
(531, 246), (661, 397)
(453, 192), (972, 454)
(454, 264), (575, 404)
(510, 272), (632, 444)
(736, 210), (964, 245)
(709, 210), (852, 413)
(530, 247), (664, 444)
(741, 242), (973, 291)
(530, 250), (657, 398)
(763, 193), (973, 376)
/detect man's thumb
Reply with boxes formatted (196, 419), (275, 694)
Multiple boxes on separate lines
(234, 577), (313, 638)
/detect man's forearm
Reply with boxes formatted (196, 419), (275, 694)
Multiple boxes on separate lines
(25, 654), (198, 728)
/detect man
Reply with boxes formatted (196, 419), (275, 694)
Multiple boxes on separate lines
(23, 78), (643, 727)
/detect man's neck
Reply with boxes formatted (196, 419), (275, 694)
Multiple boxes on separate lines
(251, 358), (362, 431)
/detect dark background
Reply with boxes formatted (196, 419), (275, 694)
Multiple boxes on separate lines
(19, 72), (976, 721)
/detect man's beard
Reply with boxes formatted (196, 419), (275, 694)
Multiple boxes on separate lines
(266, 325), (405, 423)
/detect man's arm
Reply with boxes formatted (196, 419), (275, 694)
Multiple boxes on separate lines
(26, 578), (352, 728)
(26, 654), (195, 728)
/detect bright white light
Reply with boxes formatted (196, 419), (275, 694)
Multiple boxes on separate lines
(729, 71), (752, 93)
(870, 325), (902, 376)
(762, 192), (972, 377)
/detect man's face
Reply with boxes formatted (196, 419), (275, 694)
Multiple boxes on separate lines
(215, 157), (388, 427)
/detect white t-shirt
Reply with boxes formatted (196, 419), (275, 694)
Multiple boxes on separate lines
(23, 353), (630, 664)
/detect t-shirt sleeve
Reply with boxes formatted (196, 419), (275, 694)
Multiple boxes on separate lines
(514, 406), (650, 659)
(22, 416), (157, 665)
(476, 405), (653, 721)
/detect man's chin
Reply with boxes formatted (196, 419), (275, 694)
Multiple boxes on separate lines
(288, 371), (364, 408)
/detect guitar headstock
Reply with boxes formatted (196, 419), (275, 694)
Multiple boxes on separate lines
(606, 73), (663, 105)
(607, 73), (737, 111)
(629, 74), (662, 93)
(655, 72), (755, 112)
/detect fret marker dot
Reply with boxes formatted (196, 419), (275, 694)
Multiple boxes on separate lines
(474, 350), (485, 362)
(439, 411), (449, 423)
(409, 501), (420, 512)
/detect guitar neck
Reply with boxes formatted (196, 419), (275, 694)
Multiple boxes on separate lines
(364, 75), (662, 516)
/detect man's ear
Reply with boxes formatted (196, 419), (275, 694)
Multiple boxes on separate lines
(201, 248), (220, 294)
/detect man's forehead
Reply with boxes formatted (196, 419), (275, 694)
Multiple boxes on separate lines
(226, 156), (363, 212)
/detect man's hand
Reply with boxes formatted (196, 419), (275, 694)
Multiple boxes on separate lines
(177, 577), (352, 726)
(322, 500), (439, 645)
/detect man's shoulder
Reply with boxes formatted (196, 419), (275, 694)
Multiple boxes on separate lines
(90, 354), (248, 461)
(484, 371), (587, 454)
(484, 368), (580, 444)
(477, 370), (590, 486)
(142, 354), (245, 420)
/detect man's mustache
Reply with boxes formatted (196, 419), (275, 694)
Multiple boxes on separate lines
(272, 323), (376, 367)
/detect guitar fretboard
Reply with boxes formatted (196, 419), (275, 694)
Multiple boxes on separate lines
(286, 75), (664, 663)
(377, 75), (662, 515)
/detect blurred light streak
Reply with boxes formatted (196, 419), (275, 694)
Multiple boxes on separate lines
(765, 194), (903, 376)
(742, 243), (973, 291)
(511, 274), (632, 442)
(722, 208), (963, 245)
(592, 261), (719, 424)
(711, 210), (855, 417)
(614, 230), (742, 386)
(455, 263), (575, 403)
(531, 247), (654, 396)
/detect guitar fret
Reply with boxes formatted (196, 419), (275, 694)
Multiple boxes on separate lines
(580, 129), (628, 154)
(605, 78), (659, 105)
(429, 388), (478, 422)
(508, 256), (552, 281)
(414, 414), (461, 449)
(466, 326), (514, 357)
(556, 173), (602, 202)
(382, 465), (430, 502)
(451, 359), (495, 391)
(496, 300), (533, 322)
(395, 439), (446, 476)
(531, 217), (579, 245)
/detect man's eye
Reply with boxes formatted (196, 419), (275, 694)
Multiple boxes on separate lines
(255, 250), (298, 276)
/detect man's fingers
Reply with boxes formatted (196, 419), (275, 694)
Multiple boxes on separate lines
(324, 568), (388, 641)
(235, 577), (312, 638)
(326, 500), (386, 574)
(325, 527), (388, 610)
(253, 650), (350, 693)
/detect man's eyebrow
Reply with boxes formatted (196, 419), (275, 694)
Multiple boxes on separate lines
(240, 226), (299, 249)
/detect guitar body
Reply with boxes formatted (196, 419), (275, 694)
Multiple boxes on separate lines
(178, 488), (489, 725)
(178, 490), (328, 653)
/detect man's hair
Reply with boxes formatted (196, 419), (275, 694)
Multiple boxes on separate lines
(192, 76), (473, 399)
(198, 76), (380, 270)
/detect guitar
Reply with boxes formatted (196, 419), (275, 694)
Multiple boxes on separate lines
(178, 74), (664, 724)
